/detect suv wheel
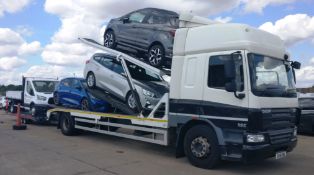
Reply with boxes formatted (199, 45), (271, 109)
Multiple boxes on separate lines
(148, 44), (165, 67)
(104, 30), (116, 48)
(126, 93), (137, 111)
(86, 72), (96, 89)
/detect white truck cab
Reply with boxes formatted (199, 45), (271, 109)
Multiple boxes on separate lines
(6, 77), (59, 123)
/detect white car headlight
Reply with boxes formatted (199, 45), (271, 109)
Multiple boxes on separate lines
(142, 89), (155, 98)
(247, 134), (265, 143)
(37, 95), (47, 101)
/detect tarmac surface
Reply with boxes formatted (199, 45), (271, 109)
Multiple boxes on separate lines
(1, 110), (314, 175)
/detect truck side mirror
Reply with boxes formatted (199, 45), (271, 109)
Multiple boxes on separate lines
(75, 86), (82, 91)
(30, 89), (34, 96)
(291, 61), (301, 69)
(224, 58), (236, 82)
(225, 81), (236, 92)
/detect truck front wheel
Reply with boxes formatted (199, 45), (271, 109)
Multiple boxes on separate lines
(60, 113), (78, 136)
(184, 125), (220, 169)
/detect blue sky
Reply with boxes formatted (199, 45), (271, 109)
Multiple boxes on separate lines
(0, 0), (313, 87)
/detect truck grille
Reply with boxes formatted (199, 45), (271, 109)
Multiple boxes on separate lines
(262, 109), (296, 130)
(268, 129), (293, 145)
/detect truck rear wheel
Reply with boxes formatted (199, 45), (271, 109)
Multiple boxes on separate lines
(184, 125), (220, 169)
(60, 113), (78, 136)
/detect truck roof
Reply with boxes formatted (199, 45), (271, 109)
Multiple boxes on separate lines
(174, 23), (286, 59)
(24, 77), (59, 81)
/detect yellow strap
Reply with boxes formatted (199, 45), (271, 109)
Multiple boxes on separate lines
(48, 108), (167, 123)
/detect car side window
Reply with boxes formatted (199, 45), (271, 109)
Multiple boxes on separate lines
(71, 79), (81, 88)
(26, 81), (34, 96)
(147, 14), (167, 25)
(93, 56), (101, 63)
(112, 61), (125, 75)
(100, 57), (114, 69)
(129, 12), (146, 23)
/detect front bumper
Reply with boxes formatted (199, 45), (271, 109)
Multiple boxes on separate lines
(242, 139), (297, 162)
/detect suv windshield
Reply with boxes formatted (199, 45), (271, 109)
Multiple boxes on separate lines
(33, 81), (58, 93)
(248, 53), (296, 97)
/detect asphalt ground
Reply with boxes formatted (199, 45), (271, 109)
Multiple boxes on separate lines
(0, 110), (314, 175)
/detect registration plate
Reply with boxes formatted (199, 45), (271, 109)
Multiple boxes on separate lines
(275, 151), (287, 159)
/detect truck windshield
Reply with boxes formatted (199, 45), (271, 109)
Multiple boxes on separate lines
(248, 53), (297, 97)
(33, 81), (58, 93)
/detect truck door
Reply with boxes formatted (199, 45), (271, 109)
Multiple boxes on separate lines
(24, 80), (35, 106)
(202, 51), (249, 121)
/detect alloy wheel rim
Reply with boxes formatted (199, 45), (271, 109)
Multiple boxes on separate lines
(149, 47), (162, 66)
(127, 94), (136, 109)
(87, 74), (94, 87)
(104, 33), (114, 47)
(190, 136), (211, 158)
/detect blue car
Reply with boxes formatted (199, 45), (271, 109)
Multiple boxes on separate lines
(53, 77), (109, 112)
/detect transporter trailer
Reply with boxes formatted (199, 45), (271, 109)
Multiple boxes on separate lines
(47, 13), (301, 169)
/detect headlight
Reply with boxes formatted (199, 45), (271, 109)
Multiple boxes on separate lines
(247, 134), (265, 143)
(37, 95), (47, 101)
(142, 89), (155, 98)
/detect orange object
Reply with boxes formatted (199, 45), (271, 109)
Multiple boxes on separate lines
(5, 98), (8, 113)
(16, 104), (21, 126)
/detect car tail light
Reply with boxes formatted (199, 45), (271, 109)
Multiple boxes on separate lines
(170, 29), (176, 37)
(85, 59), (90, 64)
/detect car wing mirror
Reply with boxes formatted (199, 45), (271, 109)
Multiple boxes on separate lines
(122, 17), (130, 23)
(75, 86), (82, 91)
(291, 61), (301, 69)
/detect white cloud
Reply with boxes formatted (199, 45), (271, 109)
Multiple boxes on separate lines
(296, 65), (314, 87)
(15, 25), (33, 37)
(23, 65), (72, 78)
(310, 57), (314, 64)
(214, 16), (232, 23)
(42, 0), (245, 67)
(18, 41), (41, 55)
(259, 14), (314, 46)
(242, 0), (295, 14)
(0, 71), (22, 85)
(0, 0), (31, 17)
(0, 57), (26, 71)
(0, 28), (41, 71)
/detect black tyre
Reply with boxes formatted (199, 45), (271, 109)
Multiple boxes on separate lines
(86, 72), (96, 89)
(53, 92), (61, 106)
(126, 92), (137, 112)
(81, 98), (90, 111)
(60, 113), (77, 136)
(21, 118), (31, 124)
(184, 125), (220, 169)
(148, 44), (165, 67)
(13, 125), (27, 130)
(104, 30), (116, 49)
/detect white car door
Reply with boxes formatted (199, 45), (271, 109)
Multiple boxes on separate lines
(24, 80), (35, 105)
(97, 56), (118, 94)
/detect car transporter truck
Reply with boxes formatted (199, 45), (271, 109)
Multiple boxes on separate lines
(46, 13), (301, 169)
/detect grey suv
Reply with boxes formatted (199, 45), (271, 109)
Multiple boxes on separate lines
(104, 8), (179, 67)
